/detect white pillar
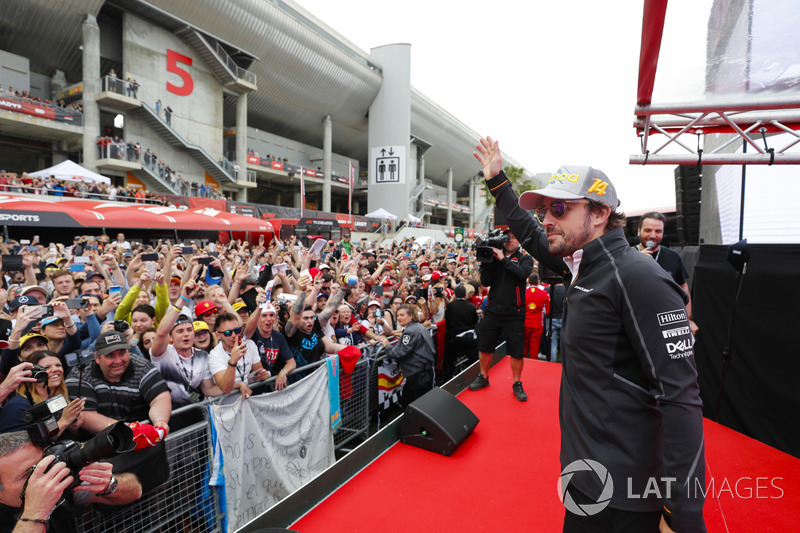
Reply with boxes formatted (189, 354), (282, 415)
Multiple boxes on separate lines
(368, 44), (412, 219)
(469, 177), (476, 228)
(236, 93), (248, 183)
(81, 15), (101, 171)
(322, 115), (332, 212)
(446, 168), (453, 226)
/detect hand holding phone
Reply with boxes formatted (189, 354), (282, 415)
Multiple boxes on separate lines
(65, 298), (89, 310)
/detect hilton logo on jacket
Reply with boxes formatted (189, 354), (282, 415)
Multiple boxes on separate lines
(657, 309), (688, 327)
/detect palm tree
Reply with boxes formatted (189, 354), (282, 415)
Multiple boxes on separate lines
(482, 165), (536, 207)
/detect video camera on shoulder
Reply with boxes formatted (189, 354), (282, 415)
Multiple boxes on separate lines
(475, 229), (509, 262)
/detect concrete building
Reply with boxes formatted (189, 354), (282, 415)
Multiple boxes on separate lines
(0, 0), (536, 228)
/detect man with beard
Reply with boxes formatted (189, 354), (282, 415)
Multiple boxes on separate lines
(636, 211), (698, 334)
(474, 137), (705, 533)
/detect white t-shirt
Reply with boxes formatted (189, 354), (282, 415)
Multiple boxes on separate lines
(208, 339), (261, 385)
(150, 344), (212, 407)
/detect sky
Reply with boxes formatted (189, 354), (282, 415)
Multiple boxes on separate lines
(292, 0), (683, 213)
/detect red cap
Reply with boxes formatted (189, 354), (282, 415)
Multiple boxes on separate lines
(430, 270), (443, 282)
(338, 345), (361, 373)
(194, 301), (218, 317)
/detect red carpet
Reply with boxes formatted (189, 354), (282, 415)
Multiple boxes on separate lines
(293, 358), (800, 532)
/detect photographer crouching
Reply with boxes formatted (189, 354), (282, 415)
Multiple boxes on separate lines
(468, 229), (533, 401)
(0, 416), (141, 532)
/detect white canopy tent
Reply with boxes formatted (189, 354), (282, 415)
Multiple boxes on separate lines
(365, 207), (397, 219)
(28, 160), (111, 185)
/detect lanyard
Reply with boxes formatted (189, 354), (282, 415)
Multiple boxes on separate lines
(178, 348), (195, 384)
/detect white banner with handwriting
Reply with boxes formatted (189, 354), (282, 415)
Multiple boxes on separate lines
(210, 365), (335, 532)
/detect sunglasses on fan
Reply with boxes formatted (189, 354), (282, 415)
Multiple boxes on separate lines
(219, 326), (243, 337)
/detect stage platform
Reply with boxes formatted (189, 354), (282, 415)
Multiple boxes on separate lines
(254, 358), (800, 532)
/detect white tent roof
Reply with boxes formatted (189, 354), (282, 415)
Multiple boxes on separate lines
(365, 207), (397, 219)
(28, 160), (111, 185)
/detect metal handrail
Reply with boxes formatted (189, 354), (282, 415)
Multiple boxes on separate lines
(214, 41), (257, 85)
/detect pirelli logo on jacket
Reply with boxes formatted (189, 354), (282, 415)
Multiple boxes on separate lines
(662, 326), (690, 339)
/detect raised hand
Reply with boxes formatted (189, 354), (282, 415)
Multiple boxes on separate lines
(473, 136), (504, 180)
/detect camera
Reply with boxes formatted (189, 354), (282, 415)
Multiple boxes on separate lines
(23, 396), (135, 495)
(65, 348), (94, 367)
(113, 320), (130, 333)
(433, 286), (444, 297)
(23, 395), (68, 445)
(475, 229), (509, 262)
(30, 365), (49, 383)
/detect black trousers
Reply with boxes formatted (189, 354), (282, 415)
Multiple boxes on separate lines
(562, 486), (662, 532)
(442, 334), (478, 382)
(401, 367), (434, 408)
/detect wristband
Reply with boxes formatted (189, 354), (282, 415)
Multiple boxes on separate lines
(19, 518), (48, 526)
(228, 361), (237, 367)
(179, 294), (191, 304)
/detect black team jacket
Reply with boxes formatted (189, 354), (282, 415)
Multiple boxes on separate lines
(487, 170), (706, 532)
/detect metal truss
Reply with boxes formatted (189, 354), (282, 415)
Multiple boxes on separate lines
(631, 97), (800, 165)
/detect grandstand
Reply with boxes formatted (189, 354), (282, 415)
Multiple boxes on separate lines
(0, 0), (537, 233)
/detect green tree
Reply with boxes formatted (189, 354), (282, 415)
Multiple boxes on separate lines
(483, 165), (537, 207)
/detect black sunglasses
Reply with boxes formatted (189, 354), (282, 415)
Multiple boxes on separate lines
(534, 200), (589, 224)
(219, 326), (243, 337)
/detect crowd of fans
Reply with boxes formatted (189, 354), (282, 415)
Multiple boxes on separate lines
(0, 230), (561, 426)
(0, 84), (83, 113)
(94, 136), (223, 199)
(0, 228), (562, 526)
(0, 169), (170, 205)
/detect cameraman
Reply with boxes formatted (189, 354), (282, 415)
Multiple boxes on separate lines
(0, 431), (142, 533)
(468, 229), (533, 401)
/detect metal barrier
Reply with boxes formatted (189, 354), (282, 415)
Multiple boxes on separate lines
(73, 405), (223, 533)
(242, 349), (377, 450)
(69, 332), (436, 532)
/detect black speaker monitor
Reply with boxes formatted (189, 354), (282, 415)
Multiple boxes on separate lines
(399, 388), (479, 456)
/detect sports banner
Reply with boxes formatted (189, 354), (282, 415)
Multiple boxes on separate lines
(209, 365), (335, 532)
(377, 358), (405, 411)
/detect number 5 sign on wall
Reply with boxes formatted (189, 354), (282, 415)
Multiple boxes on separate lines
(167, 49), (194, 96)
